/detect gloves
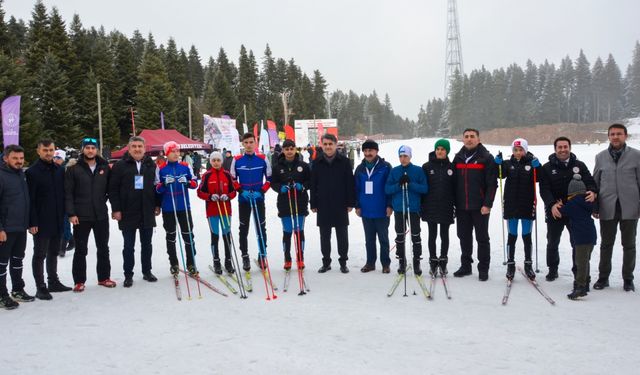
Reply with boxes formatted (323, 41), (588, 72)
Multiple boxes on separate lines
(399, 174), (410, 186)
(253, 191), (264, 200)
(280, 185), (290, 193)
(210, 194), (220, 202)
(531, 158), (541, 168)
(241, 190), (253, 200)
(164, 176), (175, 185)
(294, 183), (304, 191)
(494, 152), (503, 165)
(220, 194), (229, 202)
(177, 176), (188, 185)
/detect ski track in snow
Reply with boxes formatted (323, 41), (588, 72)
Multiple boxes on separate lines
(3, 137), (640, 374)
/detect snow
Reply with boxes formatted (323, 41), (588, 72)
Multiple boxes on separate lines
(4, 136), (640, 374)
(626, 117), (640, 135)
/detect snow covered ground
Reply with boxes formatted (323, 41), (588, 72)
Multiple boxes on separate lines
(3, 135), (640, 375)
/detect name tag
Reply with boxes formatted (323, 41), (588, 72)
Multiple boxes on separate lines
(134, 175), (144, 190)
(365, 180), (374, 195)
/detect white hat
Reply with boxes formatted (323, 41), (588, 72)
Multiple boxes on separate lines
(209, 151), (223, 161)
(54, 150), (66, 160)
(398, 145), (412, 158)
(512, 138), (528, 154)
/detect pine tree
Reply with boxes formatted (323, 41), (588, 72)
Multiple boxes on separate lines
(574, 50), (592, 123)
(558, 56), (576, 122)
(625, 41), (640, 117)
(505, 63), (526, 126)
(25, 1), (50, 76)
(311, 70), (327, 118)
(591, 57), (605, 122)
(6, 16), (28, 58)
(113, 33), (138, 138)
(48, 7), (73, 73)
(187, 45), (204, 97)
(235, 45), (258, 128)
(602, 54), (624, 121)
(0, 0), (9, 55)
(135, 51), (175, 130)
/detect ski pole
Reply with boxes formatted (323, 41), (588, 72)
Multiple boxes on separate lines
(216, 199), (247, 298)
(498, 153), (507, 266)
(533, 167), (539, 273)
(292, 185), (307, 295)
(180, 178), (202, 299)
(169, 182), (191, 300)
(401, 179), (408, 297)
(250, 195), (277, 300)
(387, 229), (410, 253)
(287, 187), (305, 294)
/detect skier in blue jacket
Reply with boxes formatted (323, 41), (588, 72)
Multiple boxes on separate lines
(385, 145), (429, 275)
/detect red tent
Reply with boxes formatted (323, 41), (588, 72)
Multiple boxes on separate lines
(110, 129), (212, 159)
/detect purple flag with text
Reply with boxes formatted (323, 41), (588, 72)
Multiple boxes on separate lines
(1, 96), (21, 146)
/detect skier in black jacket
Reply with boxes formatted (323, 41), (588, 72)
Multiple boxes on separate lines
(451, 129), (497, 281)
(421, 139), (455, 275)
(270, 140), (311, 270)
(539, 136), (597, 281)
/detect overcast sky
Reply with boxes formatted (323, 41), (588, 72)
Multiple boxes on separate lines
(4, 0), (640, 120)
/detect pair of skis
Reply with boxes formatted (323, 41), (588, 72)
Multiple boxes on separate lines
(172, 270), (228, 301)
(502, 267), (555, 305)
(283, 268), (310, 294)
(427, 266), (452, 300)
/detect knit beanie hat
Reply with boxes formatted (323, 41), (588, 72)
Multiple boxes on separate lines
(512, 138), (528, 154)
(434, 139), (451, 154)
(54, 149), (66, 160)
(80, 137), (99, 149)
(209, 151), (223, 161)
(163, 141), (180, 155)
(398, 145), (412, 158)
(567, 174), (586, 196)
(362, 139), (379, 151)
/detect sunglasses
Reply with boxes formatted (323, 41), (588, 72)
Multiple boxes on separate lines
(83, 137), (98, 144)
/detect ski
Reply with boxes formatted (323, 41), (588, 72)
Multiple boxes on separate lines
(180, 270), (228, 297)
(387, 265), (412, 297)
(244, 271), (253, 292)
(502, 279), (513, 305)
(518, 266), (556, 305)
(173, 274), (182, 301)
(255, 259), (279, 291)
(440, 267), (452, 299)
(415, 274), (432, 300)
(283, 269), (291, 292)
(428, 271), (437, 298)
(209, 265), (238, 294)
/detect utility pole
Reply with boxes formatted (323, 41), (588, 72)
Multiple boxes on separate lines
(442, 0), (464, 136)
(188, 96), (193, 139)
(97, 83), (103, 156)
(281, 90), (291, 125)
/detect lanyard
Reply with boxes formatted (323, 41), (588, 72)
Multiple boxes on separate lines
(365, 159), (379, 180)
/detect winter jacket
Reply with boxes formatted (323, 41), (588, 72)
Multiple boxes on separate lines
(560, 194), (597, 246)
(197, 167), (236, 217)
(26, 158), (65, 237)
(270, 153), (311, 218)
(64, 156), (110, 222)
(108, 152), (161, 230)
(156, 161), (198, 212)
(222, 156), (234, 173)
(230, 152), (272, 203)
(385, 163), (428, 213)
(0, 163), (30, 233)
(354, 156), (392, 219)
(593, 145), (640, 220)
(498, 152), (539, 220)
(421, 152), (455, 224)
(539, 153), (597, 220)
(310, 152), (356, 227)
(452, 144), (497, 211)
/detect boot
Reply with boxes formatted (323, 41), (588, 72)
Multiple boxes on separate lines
(142, 272), (157, 282)
(242, 255), (251, 271)
(413, 258), (422, 276)
(58, 239), (68, 257)
(545, 268), (558, 282)
(429, 258), (439, 276)
(213, 259), (222, 275)
(36, 286), (52, 300)
(567, 285), (588, 300)
(438, 257), (448, 275)
(453, 265), (472, 277)
(224, 259), (235, 274)
(624, 279), (635, 292)
(123, 277), (133, 288)
(318, 264), (331, 273)
(593, 278), (609, 290)
(524, 261), (536, 280)
(506, 261), (515, 280)
(0, 294), (19, 310)
(48, 279), (72, 292)
(397, 258), (407, 274)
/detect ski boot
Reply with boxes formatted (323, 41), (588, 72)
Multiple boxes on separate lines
(413, 258), (422, 276)
(438, 257), (448, 275)
(224, 259), (235, 274)
(242, 255), (251, 271)
(213, 259), (223, 275)
(429, 258), (439, 276)
(524, 261), (536, 280)
(187, 265), (199, 277)
(397, 258), (407, 274)
(506, 261), (516, 280)
(169, 265), (179, 276)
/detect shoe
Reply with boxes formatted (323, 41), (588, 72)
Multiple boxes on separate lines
(592, 278), (608, 290)
(73, 283), (85, 293)
(143, 272), (158, 282)
(453, 266), (472, 278)
(36, 287), (52, 300)
(10, 289), (35, 302)
(98, 279), (117, 288)
(340, 264), (349, 274)
(624, 279), (635, 292)
(0, 294), (19, 310)
(506, 262), (515, 280)
(123, 277), (133, 288)
(360, 264), (375, 273)
(213, 260), (223, 275)
(224, 259), (235, 274)
(429, 258), (439, 276)
(382, 265), (390, 274)
(48, 279), (72, 292)
(567, 285), (588, 300)
(187, 265), (199, 277)
(479, 271), (489, 281)
(413, 258), (422, 276)
(545, 268), (558, 282)
(318, 265), (331, 273)
(242, 256), (251, 271)
(169, 265), (180, 276)
(284, 261), (292, 271)
(438, 257), (448, 275)
(524, 261), (536, 280)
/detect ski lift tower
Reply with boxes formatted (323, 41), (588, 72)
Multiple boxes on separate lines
(441, 0), (464, 136)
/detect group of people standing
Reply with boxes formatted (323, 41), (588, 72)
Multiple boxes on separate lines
(0, 123), (638, 310)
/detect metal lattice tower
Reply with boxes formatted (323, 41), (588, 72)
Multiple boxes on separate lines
(444, 0), (464, 99)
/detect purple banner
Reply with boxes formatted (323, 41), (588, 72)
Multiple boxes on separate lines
(1, 96), (21, 146)
(268, 129), (278, 147)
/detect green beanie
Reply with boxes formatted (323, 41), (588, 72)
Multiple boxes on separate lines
(434, 139), (451, 154)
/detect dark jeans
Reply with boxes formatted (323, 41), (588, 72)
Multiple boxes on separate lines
(456, 209), (490, 272)
(121, 226), (154, 278)
(427, 221), (450, 260)
(575, 244), (594, 288)
(163, 211), (196, 268)
(0, 232), (27, 295)
(319, 225), (349, 266)
(546, 217), (576, 273)
(598, 204), (638, 281)
(72, 220), (111, 284)
(394, 212), (422, 260)
(362, 217), (391, 267)
(32, 234), (61, 288)
(238, 201), (267, 257)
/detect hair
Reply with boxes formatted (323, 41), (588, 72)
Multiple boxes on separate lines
(4, 144), (24, 156)
(37, 139), (54, 148)
(608, 123), (627, 135)
(241, 132), (255, 141)
(321, 133), (337, 144)
(553, 136), (572, 149)
(128, 136), (146, 144)
(463, 128), (479, 136)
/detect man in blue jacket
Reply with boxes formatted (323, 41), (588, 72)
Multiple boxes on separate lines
(385, 145), (429, 275)
(355, 140), (393, 273)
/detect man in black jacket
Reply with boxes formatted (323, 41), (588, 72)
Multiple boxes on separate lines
(452, 129), (497, 281)
(27, 139), (72, 299)
(0, 145), (35, 309)
(109, 136), (162, 287)
(65, 138), (116, 292)
(310, 134), (355, 273)
(539, 136), (597, 281)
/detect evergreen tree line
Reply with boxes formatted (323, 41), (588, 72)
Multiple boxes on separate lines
(0, 1), (415, 161)
(418, 42), (640, 136)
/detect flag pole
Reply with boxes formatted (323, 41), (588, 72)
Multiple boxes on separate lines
(97, 83), (103, 156)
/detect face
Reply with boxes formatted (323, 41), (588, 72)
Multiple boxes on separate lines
(283, 146), (296, 160)
(322, 139), (336, 156)
(167, 148), (180, 162)
(242, 137), (256, 153)
(363, 148), (377, 162)
(4, 151), (24, 170)
(37, 143), (55, 162)
(463, 131), (480, 149)
(512, 146), (525, 160)
(129, 141), (146, 161)
(399, 154), (411, 166)
(211, 158), (222, 169)
(435, 146), (447, 160)
(608, 127), (627, 149)
(83, 145), (98, 160)
(554, 140), (571, 160)
(53, 157), (64, 166)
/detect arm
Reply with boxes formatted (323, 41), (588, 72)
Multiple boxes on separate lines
(270, 165), (282, 193)
(64, 167), (76, 217)
(539, 166), (555, 208)
(483, 156), (498, 208)
(26, 169), (38, 229)
(261, 157), (272, 193)
(346, 163), (356, 208)
(196, 171), (211, 200)
(385, 170), (401, 195)
(108, 163), (122, 213)
(408, 167), (428, 194)
(310, 167), (318, 210)
(354, 167), (362, 209)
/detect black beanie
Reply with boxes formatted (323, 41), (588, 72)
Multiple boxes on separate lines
(362, 140), (379, 151)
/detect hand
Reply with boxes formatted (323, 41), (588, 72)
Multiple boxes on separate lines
(347, 207), (353, 213)
(0, 231), (6, 243)
(355, 208), (361, 217)
(399, 174), (410, 186)
(220, 194), (229, 201)
(312, 208), (317, 213)
(531, 158), (541, 168)
(386, 207), (393, 217)
(112, 211), (122, 221)
(29, 226), (38, 235)
(280, 185), (290, 193)
(164, 176), (175, 185)
(551, 202), (563, 219)
(480, 206), (491, 215)
(294, 183), (303, 191)
(69, 216), (79, 225)
(585, 191), (597, 203)
(494, 152), (503, 165)
(241, 190), (253, 200)
(592, 213), (600, 219)
(154, 207), (161, 216)
(177, 176), (188, 185)
(210, 194), (220, 202)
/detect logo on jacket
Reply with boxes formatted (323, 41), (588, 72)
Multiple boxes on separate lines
(573, 167), (580, 174)
(447, 169), (453, 176)
(297, 166), (303, 172)
(551, 169), (557, 175)
(430, 170), (435, 175)
(280, 169), (285, 174)
(525, 165), (531, 171)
